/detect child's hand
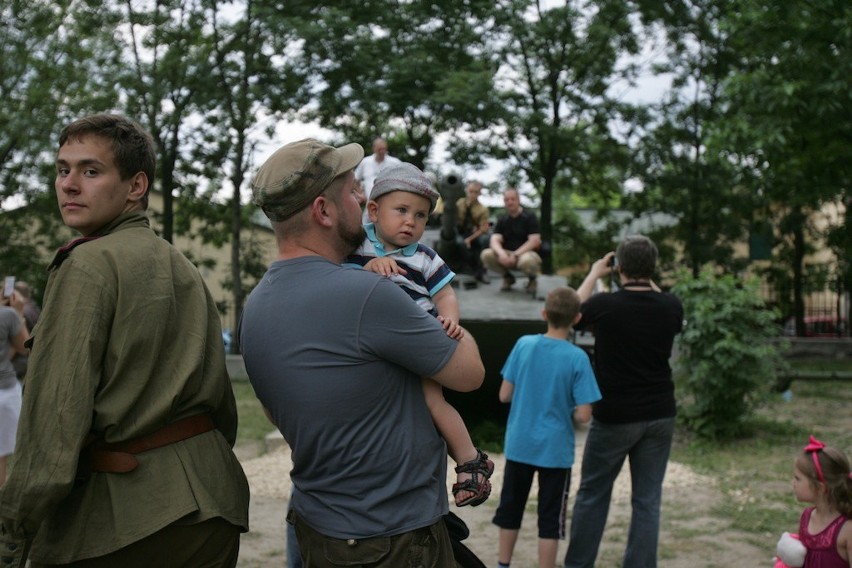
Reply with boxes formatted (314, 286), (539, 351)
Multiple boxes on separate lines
(438, 316), (464, 340)
(364, 257), (407, 277)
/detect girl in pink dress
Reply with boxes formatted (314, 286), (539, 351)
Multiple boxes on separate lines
(791, 436), (852, 568)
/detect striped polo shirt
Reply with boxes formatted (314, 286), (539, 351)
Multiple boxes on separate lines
(345, 224), (455, 316)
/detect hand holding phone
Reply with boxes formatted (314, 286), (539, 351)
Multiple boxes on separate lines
(3, 276), (15, 299)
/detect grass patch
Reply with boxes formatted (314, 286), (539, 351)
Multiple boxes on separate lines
(671, 375), (852, 540)
(233, 379), (272, 444)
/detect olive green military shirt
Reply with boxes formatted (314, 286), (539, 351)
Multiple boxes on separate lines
(0, 212), (249, 563)
(455, 198), (489, 234)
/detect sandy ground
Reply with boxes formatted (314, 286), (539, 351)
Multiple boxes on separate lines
(234, 427), (775, 568)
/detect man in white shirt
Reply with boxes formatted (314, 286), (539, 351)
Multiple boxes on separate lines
(355, 137), (402, 222)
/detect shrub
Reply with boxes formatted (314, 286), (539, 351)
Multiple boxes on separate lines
(673, 267), (786, 441)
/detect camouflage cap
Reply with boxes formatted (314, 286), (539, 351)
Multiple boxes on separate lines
(370, 162), (440, 213)
(251, 138), (364, 222)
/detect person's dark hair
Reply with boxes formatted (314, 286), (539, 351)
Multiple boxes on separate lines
(615, 235), (658, 280)
(59, 114), (156, 210)
(544, 287), (581, 328)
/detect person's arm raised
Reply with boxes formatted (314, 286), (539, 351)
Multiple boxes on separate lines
(577, 252), (615, 301)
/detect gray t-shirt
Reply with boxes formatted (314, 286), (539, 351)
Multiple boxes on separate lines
(0, 307), (21, 389)
(240, 256), (458, 539)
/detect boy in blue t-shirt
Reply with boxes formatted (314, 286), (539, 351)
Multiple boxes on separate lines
(492, 286), (601, 568)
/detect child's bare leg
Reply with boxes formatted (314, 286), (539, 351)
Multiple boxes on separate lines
(499, 528), (519, 566)
(539, 538), (558, 568)
(422, 378), (483, 505)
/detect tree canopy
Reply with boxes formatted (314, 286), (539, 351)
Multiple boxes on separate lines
(1, 0), (848, 334)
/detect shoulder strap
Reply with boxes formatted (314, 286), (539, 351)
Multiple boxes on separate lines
(48, 236), (101, 271)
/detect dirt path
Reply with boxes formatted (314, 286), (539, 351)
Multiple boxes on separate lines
(235, 429), (771, 567)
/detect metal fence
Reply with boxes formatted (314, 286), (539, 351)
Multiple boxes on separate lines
(761, 277), (850, 338)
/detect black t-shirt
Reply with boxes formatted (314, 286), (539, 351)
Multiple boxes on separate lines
(574, 289), (683, 423)
(493, 210), (540, 251)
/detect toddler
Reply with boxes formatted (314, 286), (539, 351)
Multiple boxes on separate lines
(345, 162), (493, 507)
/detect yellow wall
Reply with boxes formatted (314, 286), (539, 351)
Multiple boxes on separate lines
(146, 192), (277, 332)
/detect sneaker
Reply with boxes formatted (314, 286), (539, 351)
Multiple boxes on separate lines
(526, 277), (537, 296)
(475, 270), (491, 284)
(500, 272), (516, 292)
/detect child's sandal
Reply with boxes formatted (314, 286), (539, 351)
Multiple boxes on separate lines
(452, 449), (495, 507)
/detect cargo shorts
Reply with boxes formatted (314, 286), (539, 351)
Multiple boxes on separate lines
(287, 509), (455, 567)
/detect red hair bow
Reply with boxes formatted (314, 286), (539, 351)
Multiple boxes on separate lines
(804, 435), (826, 483)
(804, 436), (826, 453)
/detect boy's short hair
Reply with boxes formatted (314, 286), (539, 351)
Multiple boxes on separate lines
(545, 287), (581, 328)
(615, 235), (658, 280)
(59, 114), (156, 210)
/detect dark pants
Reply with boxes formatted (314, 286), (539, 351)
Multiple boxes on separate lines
(565, 417), (676, 568)
(288, 509), (455, 567)
(32, 517), (241, 568)
(493, 459), (571, 539)
(456, 233), (489, 276)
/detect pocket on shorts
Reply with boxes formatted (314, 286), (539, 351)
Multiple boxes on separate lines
(323, 536), (390, 566)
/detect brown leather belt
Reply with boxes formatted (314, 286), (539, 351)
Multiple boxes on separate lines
(89, 414), (215, 473)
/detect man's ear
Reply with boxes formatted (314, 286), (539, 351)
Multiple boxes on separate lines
(366, 200), (379, 223)
(312, 195), (334, 227)
(126, 172), (148, 203)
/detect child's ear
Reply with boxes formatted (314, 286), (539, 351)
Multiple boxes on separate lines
(367, 201), (379, 222)
(573, 312), (583, 325)
(541, 308), (547, 322)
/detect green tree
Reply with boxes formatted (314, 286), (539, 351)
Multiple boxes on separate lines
(0, 0), (120, 201)
(118, 0), (217, 243)
(186, 0), (302, 349)
(629, 0), (746, 276)
(281, 0), (501, 167)
(1, 0), (121, 286)
(719, 0), (851, 334)
(450, 0), (642, 274)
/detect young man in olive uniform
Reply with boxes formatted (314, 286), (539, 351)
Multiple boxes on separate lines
(0, 114), (249, 567)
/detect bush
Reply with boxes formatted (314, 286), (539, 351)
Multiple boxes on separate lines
(469, 419), (506, 454)
(673, 268), (787, 441)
